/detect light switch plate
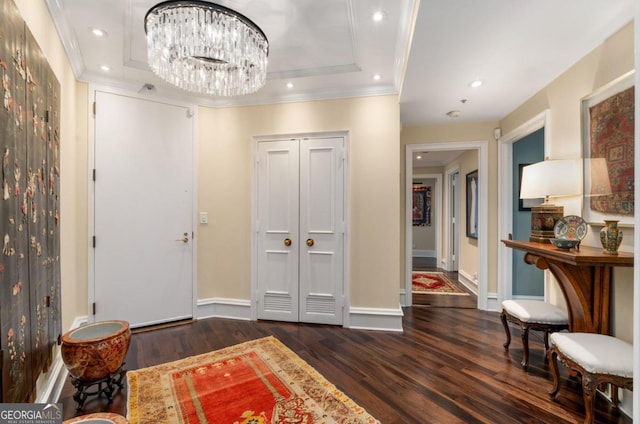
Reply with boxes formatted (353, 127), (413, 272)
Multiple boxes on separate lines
(199, 212), (208, 224)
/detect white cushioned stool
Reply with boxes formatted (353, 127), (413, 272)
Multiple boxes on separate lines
(548, 332), (633, 424)
(500, 299), (569, 368)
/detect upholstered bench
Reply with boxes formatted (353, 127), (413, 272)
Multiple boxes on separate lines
(500, 299), (569, 368)
(547, 332), (633, 424)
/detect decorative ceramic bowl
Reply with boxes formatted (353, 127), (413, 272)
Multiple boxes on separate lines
(550, 238), (580, 250)
(61, 320), (131, 382)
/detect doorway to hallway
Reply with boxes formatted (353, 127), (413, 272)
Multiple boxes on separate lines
(404, 141), (489, 310)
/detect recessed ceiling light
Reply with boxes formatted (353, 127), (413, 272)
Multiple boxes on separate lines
(91, 28), (107, 37)
(373, 74), (381, 81)
(470, 80), (483, 88)
(446, 110), (461, 118)
(100, 65), (110, 72)
(416, 155), (422, 160)
(372, 11), (384, 22)
(286, 82), (293, 89)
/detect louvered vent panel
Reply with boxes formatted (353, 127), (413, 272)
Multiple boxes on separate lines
(264, 294), (292, 311)
(306, 296), (336, 314)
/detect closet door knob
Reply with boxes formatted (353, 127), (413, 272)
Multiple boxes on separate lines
(306, 238), (314, 247)
(284, 238), (292, 246)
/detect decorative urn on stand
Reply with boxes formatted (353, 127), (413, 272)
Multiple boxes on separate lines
(600, 220), (623, 255)
(61, 320), (131, 409)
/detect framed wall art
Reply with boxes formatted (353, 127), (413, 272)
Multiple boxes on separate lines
(581, 70), (634, 226)
(412, 186), (431, 226)
(466, 170), (478, 239)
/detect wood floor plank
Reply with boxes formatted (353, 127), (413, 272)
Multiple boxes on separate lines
(59, 307), (632, 423)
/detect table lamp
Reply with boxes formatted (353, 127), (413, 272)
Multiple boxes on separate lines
(520, 159), (581, 243)
(583, 157), (613, 201)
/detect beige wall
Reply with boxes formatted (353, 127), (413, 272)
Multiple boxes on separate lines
(500, 22), (634, 342)
(457, 150), (479, 279)
(401, 122), (498, 293)
(14, 0), (85, 332)
(198, 95), (401, 309)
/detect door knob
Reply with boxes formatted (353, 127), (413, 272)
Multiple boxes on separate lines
(176, 232), (189, 243)
(306, 238), (314, 247)
(284, 238), (292, 246)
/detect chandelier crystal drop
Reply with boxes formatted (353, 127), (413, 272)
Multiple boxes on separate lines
(145, 1), (269, 97)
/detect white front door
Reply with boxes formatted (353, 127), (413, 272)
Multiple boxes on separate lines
(256, 137), (344, 325)
(93, 90), (194, 327)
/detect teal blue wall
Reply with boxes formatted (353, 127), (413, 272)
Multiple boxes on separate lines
(512, 129), (544, 297)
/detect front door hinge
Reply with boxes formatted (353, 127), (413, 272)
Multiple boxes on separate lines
(92, 302), (96, 315)
(93, 101), (96, 117)
(92, 236), (96, 248)
(45, 295), (51, 308)
(92, 169), (96, 181)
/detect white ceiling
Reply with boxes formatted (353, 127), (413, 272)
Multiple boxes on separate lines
(401, 0), (635, 126)
(46, 0), (634, 126)
(47, 0), (414, 107)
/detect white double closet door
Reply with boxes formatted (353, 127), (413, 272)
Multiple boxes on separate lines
(256, 136), (345, 325)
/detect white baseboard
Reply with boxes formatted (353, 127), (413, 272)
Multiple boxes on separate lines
(458, 269), (501, 312)
(618, 388), (633, 419)
(596, 387), (633, 419)
(399, 289), (408, 307)
(197, 297), (252, 321)
(40, 316), (88, 403)
(197, 298), (405, 332)
(36, 350), (66, 404)
(486, 293), (499, 312)
(512, 295), (544, 301)
(412, 249), (435, 258)
(348, 306), (404, 332)
(458, 269), (478, 294)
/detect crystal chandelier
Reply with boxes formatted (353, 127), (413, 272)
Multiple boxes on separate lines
(145, 1), (269, 97)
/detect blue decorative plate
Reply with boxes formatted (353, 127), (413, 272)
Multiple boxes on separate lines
(554, 215), (587, 241)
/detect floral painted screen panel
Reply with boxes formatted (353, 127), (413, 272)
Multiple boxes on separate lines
(0, 0), (61, 403)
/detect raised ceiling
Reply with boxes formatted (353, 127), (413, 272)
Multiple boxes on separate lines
(46, 0), (634, 125)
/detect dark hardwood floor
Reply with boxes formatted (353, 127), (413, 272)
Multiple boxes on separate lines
(60, 308), (631, 423)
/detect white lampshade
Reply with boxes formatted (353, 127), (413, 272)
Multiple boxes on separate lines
(520, 159), (582, 200)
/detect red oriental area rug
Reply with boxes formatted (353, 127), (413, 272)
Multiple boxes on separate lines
(126, 336), (379, 424)
(412, 272), (468, 295)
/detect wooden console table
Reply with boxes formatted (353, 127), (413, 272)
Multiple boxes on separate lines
(502, 240), (633, 335)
